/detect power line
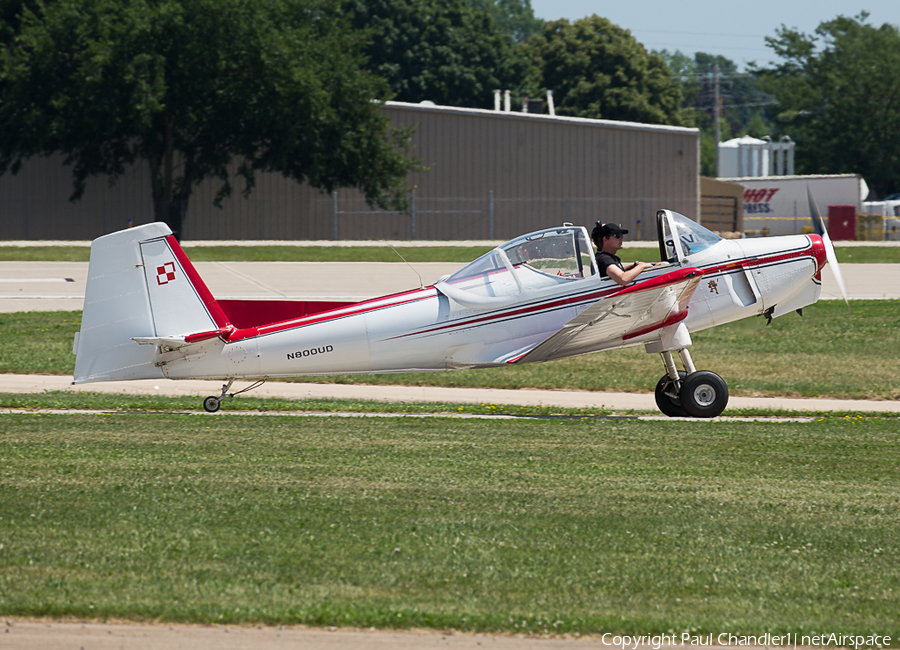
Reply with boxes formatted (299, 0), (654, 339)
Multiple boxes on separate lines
(643, 40), (776, 54)
(697, 101), (780, 110)
(675, 72), (760, 79)
(634, 28), (769, 39)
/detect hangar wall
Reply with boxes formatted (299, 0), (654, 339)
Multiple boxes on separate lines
(0, 102), (700, 241)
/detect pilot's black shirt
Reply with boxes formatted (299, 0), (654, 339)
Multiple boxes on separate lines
(595, 251), (624, 279)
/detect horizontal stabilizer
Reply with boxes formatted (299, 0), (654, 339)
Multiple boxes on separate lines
(132, 336), (190, 348)
(508, 268), (703, 364)
(133, 326), (234, 349)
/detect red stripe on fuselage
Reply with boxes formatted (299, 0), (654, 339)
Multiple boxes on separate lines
(387, 268), (703, 341)
(701, 238), (817, 277)
(386, 286), (622, 341)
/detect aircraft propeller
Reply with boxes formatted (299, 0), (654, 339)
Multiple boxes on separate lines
(807, 184), (849, 307)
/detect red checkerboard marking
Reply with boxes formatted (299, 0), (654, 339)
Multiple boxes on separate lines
(156, 262), (176, 285)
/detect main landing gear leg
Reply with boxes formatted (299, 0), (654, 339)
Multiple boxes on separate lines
(649, 324), (729, 418)
(679, 348), (696, 375)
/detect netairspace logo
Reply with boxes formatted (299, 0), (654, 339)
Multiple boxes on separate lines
(599, 633), (891, 649)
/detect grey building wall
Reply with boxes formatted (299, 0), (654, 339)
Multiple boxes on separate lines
(0, 102), (699, 241)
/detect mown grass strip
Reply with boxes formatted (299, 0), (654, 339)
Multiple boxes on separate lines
(0, 391), (611, 418)
(5, 301), (899, 400)
(0, 412), (897, 636)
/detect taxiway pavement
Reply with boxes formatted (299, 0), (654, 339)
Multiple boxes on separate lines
(0, 619), (744, 650)
(3, 373), (899, 413)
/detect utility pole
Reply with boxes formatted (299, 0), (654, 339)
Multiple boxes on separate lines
(713, 63), (721, 176)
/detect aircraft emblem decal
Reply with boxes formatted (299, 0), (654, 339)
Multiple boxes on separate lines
(156, 262), (176, 285)
(708, 279), (719, 295)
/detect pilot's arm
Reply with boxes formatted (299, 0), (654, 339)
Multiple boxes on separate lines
(606, 262), (651, 287)
(606, 261), (664, 287)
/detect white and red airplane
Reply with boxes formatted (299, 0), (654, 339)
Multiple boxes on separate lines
(73, 206), (845, 418)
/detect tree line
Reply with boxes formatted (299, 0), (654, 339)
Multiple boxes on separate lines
(1, 0), (897, 237)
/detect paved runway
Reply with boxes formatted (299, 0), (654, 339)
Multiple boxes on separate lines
(0, 260), (896, 312)
(4, 373), (900, 413)
(0, 261), (465, 312)
(0, 619), (750, 650)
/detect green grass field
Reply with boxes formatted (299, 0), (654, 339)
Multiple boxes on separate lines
(0, 411), (897, 637)
(3, 300), (899, 400)
(0, 244), (898, 263)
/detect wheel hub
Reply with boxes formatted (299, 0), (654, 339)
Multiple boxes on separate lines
(692, 383), (717, 407)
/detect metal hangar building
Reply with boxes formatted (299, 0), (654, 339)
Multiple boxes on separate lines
(1, 101), (700, 241)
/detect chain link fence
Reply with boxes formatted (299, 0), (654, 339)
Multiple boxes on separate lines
(328, 191), (680, 242)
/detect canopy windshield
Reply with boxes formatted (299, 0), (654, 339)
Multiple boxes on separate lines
(660, 211), (723, 261)
(441, 226), (595, 301)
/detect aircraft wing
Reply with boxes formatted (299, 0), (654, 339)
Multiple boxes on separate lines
(507, 268), (703, 364)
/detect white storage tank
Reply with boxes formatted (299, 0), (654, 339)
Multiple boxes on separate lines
(717, 135), (794, 178)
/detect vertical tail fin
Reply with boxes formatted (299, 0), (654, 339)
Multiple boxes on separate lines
(73, 223), (229, 383)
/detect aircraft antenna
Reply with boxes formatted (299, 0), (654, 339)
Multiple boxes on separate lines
(386, 242), (424, 289)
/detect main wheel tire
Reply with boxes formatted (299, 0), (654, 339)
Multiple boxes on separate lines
(654, 371), (688, 417)
(203, 396), (221, 413)
(679, 371), (728, 418)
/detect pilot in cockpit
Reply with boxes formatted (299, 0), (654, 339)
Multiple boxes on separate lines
(591, 222), (665, 287)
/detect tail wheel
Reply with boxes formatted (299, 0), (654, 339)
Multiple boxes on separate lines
(203, 396), (221, 413)
(679, 371), (728, 418)
(654, 371), (688, 417)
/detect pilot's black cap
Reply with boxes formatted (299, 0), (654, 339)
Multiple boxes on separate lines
(592, 221), (629, 240)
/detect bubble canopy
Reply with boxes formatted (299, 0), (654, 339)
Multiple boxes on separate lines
(437, 225), (596, 305)
(435, 214), (723, 307)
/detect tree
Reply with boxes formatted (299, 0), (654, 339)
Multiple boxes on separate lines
(523, 16), (686, 126)
(0, 0), (418, 238)
(342, 0), (527, 109)
(654, 49), (698, 111)
(467, 0), (541, 42)
(755, 13), (900, 198)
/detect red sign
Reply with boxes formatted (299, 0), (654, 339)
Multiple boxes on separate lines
(744, 188), (780, 214)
